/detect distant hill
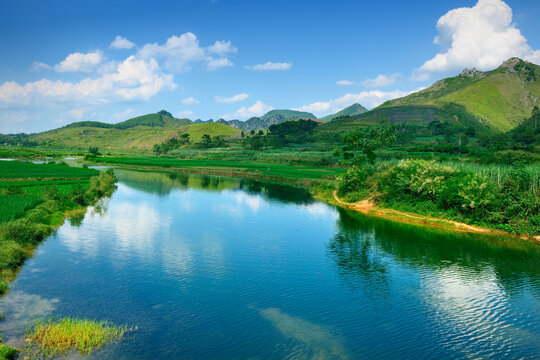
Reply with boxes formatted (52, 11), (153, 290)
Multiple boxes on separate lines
(319, 103), (368, 122)
(379, 58), (540, 131)
(217, 109), (317, 131)
(260, 110), (316, 121)
(313, 103), (495, 142)
(29, 111), (237, 151)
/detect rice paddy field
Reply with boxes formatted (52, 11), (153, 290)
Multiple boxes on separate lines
(0, 161), (98, 224)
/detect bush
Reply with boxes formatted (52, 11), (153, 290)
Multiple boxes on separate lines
(0, 220), (51, 246)
(337, 166), (373, 196)
(439, 171), (498, 218)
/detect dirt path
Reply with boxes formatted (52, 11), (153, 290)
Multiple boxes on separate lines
(331, 191), (510, 236)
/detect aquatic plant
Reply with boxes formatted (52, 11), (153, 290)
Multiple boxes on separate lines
(23, 317), (129, 359)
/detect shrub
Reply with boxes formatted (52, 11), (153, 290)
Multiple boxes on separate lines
(338, 166), (373, 196)
(439, 171), (498, 218)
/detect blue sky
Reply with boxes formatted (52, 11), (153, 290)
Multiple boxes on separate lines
(1, 0), (539, 133)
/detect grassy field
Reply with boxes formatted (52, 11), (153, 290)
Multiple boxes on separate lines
(91, 156), (345, 185)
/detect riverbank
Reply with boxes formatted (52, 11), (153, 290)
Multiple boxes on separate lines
(0, 163), (117, 358)
(87, 157), (538, 241)
(327, 191), (535, 239)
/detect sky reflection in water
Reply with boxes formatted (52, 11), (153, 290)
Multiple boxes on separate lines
(0, 170), (538, 359)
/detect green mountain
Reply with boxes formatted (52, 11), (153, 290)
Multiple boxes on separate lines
(380, 58), (540, 131)
(217, 109), (317, 131)
(319, 103), (368, 122)
(313, 103), (494, 142)
(260, 110), (316, 121)
(29, 111), (237, 152)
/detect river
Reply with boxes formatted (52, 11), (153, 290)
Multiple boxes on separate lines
(1, 170), (538, 359)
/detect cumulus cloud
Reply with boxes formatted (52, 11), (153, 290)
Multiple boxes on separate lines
(414, 0), (540, 80)
(110, 35), (135, 50)
(294, 88), (423, 116)
(208, 40), (237, 56)
(54, 50), (104, 73)
(113, 108), (134, 120)
(137, 32), (236, 72)
(69, 108), (85, 119)
(30, 61), (52, 72)
(176, 110), (194, 118)
(336, 80), (355, 86)
(361, 73), (401, 88)
(181, 97), (199, 105)
(0, 56), (176, 107)
(222, 100), (273, 119)
(245, 61), (292, 71)
(214, 93), (249, 104)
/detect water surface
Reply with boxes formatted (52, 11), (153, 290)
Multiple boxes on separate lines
(1, 170), (539, 359)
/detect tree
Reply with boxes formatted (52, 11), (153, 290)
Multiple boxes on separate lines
(241, 131), (245, 138)
(88, 146), (100, 155)
(341, 124), (397, 169)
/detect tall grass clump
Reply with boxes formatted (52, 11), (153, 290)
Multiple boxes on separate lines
(23, 317), (128, 359)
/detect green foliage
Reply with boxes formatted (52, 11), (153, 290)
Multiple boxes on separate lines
(338, 159), (539, 235)
(341, 125), (397, 166)
(153, 133), (190, 154)
(338, 167), (373, 196)
(195, 134), (227, 149)
(0, 344), (17, 360)
(88, 146), (100, 155)
(386, 159), (455, 200)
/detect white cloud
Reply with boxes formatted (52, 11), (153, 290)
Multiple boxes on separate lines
(361, 73), (401, 88)
(181, 97), (199, 105)
(336, 80), (355, 86)
(294, 88), (424, 116)
(30, 61), (52, 72)
(176, 110), (194, 118)
(110, 36), (135, 50)
(222, 100), (273, 119)
(208, 40), (237, 56)
(54, 50), (104, 73)
(207, 57), (233, 71)
(0, 56), (176, 107)
(245, 61), (292, 71)
(214, 93), (249, 104)
(69, 108), (85, 119)
(414, 0), (540, 79)
(137, 32), (235, 73)
(113, 108), (134, 120)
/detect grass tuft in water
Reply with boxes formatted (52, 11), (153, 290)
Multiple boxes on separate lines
(23, 317), (129, 359)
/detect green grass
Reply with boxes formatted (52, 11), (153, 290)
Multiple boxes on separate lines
(0, 344), (17, 360)
(179, 122), (241, 142)
(92, 156), (345, 181)
(0, 193), (43, 223)
(23, 317), (128, 359)
(0, 161), (98, 179)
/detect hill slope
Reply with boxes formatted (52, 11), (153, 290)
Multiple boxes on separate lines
(30, 111), (238, 151)
(380, 58), (540, 131)
(319, 103), (368, 122)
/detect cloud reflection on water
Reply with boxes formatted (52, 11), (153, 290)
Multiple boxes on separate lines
(259, 307), (350, 360)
